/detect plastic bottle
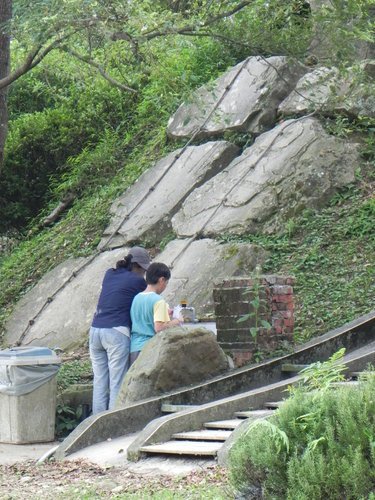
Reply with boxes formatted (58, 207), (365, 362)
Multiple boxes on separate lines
(179, 299), (196, 323)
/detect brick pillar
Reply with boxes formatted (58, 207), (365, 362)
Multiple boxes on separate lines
(213, 275), (295, 367)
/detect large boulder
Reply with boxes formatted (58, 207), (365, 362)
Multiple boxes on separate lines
(279, 65), (375, 118)
(99, 141), (239, 249)
(116, 327), (229, 407)
(156, 239), (268, 318)
(172, 117), (360, 238)
(167, 56), (306, 140)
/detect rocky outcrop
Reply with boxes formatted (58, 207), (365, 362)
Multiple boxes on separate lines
(167, 56), (306, 140)
(3, 53), (367, 351)
(99, 141), (239, 248)
(116, 327), (229, 407)
(172, 117), (360, 238)
(279, 65), (375, 118)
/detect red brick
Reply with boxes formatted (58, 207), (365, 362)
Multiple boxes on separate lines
(272, 294), (294, 303)
(274, 326), (283, 334)
(284, 318), (295, 327)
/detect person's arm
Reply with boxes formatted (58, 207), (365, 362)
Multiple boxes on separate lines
(155, 318), (181, 333)
(153, 299), (181, 333)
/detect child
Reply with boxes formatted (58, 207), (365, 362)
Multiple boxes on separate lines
(130, 262), (181, 364)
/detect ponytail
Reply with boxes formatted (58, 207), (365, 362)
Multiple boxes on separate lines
(116, 254), (133, 270)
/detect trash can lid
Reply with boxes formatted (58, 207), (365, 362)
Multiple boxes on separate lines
(0, 347), (61, 366)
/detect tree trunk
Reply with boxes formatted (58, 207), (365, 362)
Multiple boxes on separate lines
(0, 0), (12, 173)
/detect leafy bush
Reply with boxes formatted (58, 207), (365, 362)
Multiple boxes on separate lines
(229, 355), (375, 499)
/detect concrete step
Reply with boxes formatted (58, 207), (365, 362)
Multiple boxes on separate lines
(281, 363), (308, 373)
(172, 429), (231, 441)
(234, 409), (274, 419)
(264, 401), (284, 409)
(140, 440), (222, 456)
(161, 404), (199, 413)
(204, 419), (243, 430)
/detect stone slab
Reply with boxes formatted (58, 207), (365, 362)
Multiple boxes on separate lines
(172, 430), (231, 441)
(156, 239), (268, 317)
(279, 65), (375, 118)
(172, 117), (360, 237)
(4, 248), (125, 350)
(99, 141), (239, 248)
(204, 419), (242, 430)
(167, 56), (306, 139)
(140, 440), (222, 456)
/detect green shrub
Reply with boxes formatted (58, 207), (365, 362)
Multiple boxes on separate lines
(229, 362), (375, 499)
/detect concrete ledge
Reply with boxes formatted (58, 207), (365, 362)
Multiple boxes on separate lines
(55, 311), (375, 459)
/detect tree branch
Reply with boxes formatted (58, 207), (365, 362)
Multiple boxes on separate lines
(114, 1), (254, 42)
(0, 33), (73, 90)
(61, 47), (138, 93)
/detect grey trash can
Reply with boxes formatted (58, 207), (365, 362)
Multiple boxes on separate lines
(0, 347), (61, 444)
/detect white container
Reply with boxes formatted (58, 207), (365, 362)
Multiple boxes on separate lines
(0, 347), (61, 444)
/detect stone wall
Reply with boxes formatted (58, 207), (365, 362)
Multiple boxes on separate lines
(213, 276), (295, 367)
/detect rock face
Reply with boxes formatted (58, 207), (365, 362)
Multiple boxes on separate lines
(167, 56), (306, 140)
(99, 141), (239, 248)
(172, 117), (360, 238)
(3, 241), (265, 349)
(3, 53), (367, 352)
(116, 327), (229, 407)
(156, 239), (268, 317)
(4, 249), (125, 350)
(279, 66), (375, 118)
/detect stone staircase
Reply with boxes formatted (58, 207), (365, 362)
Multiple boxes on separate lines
(139, 405), (276, 457)
(138, 367), (364, 459)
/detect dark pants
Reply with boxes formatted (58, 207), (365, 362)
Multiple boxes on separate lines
(130, 351), (140, 366)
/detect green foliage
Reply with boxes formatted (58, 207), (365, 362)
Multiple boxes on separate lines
(297, 347), (347, 392)
(237, 266), (272, 340)
(229, 365), (375, 499)
(56, 403), (83, 437)
(57, 359), (92, 391)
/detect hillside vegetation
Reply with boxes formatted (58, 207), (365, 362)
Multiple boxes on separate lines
(0, 0), (374, 345)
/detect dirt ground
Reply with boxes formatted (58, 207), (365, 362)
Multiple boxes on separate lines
(0, 459), (231, 499)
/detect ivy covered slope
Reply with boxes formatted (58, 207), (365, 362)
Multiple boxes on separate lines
(0, 0), (374, 345)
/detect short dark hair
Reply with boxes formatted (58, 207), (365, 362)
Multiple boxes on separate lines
(146, 262), (171, 284)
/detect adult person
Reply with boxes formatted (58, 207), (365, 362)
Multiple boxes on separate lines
(89, 247), (151, 414)
(130, 262), (182, 365)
